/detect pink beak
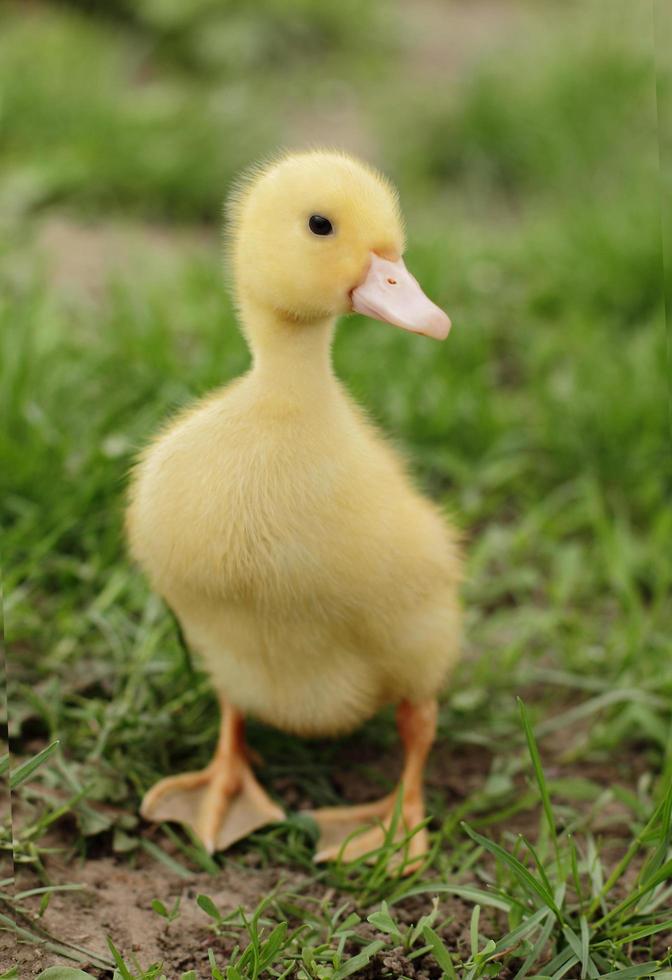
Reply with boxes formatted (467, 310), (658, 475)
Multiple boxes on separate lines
(351, 253), (451, 340)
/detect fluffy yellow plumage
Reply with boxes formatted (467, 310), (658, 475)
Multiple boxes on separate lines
(126, 150), (462, 867)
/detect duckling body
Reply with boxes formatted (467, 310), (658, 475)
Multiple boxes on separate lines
(128, 351), (460, 738)
(127, 150), (461, 866)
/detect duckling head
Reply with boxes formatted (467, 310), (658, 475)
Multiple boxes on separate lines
(227, 150), (451, 341)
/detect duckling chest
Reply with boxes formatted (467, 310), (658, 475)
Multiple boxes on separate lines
(130, 403), (408, 607)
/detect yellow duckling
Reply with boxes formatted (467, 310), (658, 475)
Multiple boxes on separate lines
(126, 150), (461, 868)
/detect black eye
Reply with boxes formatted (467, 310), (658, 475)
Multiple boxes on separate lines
(309, 214), (333, 236)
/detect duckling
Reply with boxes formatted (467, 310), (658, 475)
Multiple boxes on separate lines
(126, 150), (461, 868)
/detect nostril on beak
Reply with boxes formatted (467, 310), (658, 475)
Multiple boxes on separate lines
(387, 278), (397, 285)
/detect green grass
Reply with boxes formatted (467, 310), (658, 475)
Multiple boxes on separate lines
(4, 717), (672, 976)
(2, 0), (671, 976)
(0, 8), (270, 221)
(0, 0), (390, 222)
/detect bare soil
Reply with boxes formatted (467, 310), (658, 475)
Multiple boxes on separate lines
(5, 730), (662, 978)
(8, 858), (307, 977)
(35, 217), (214, 300)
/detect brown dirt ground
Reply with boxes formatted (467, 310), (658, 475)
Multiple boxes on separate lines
(5, 732), (666, 978)
(4, 737), (483, 975)
(34, 217), (214, 301)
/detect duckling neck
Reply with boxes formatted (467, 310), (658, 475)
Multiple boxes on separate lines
(241, 298), (337, 400)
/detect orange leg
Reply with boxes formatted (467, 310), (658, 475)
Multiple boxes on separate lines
(140, 699), (284, 853)
(308, 698), (437, 873)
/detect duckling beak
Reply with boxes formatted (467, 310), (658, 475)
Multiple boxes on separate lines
(351, 253), (451, 340)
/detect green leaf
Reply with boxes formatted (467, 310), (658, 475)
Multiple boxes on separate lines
(614, 918), (672, 944)
(598, 858), (672, 926)
(512, 909), (556, 978)
(544, 944), (578, 977)
(494, 906), (549, 959)
(408, 898), (440, 947)
(562, 923), (598, 980)
(462, 823), (563, 922)
(208, 948), (224, 980)
(197, 893), (222, 922)
(151, 898), (169, 918)
(257, 922), (288, 970)
(422, 925), (457, 977)
(140, 838), (192, 879)
(599, 965), (662, 979)
(367, 901), (402, 940)
(579, 915), (592, 979)
(470, 904), (481, 958)
(639, 775), (672, 886)
(332, 941), (385, 979)
(520, 835), (555, 904)
(106, 939), (132, 980)
(13, 885), (84, 901)
(10, 741), (60, 789)
(518, 698), (559, 864)
(393, 881), (513, 912)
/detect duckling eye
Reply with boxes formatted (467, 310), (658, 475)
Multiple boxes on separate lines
(308, 214), (333, 237)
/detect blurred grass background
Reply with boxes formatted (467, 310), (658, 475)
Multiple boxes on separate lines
(2, 0), (671, 888)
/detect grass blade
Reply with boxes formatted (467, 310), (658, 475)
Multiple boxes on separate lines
(518, 698), (560, 869)
(393, 882), (514, 912)
(513, 909), (556, 978)
(10, 741), (60, 790)
(140, 837), (193, 879)
(106, 938), (133, 980)
(462, 823), (564, 922)
(332, 940), (385, 979)
(422, 925), (457, 977)
(599, 965), (662, 979)
(470, 903), (481, 958)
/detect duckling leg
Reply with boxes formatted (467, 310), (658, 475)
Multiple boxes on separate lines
(140, 698), (285, 853)
(309, 698), (437, 873)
